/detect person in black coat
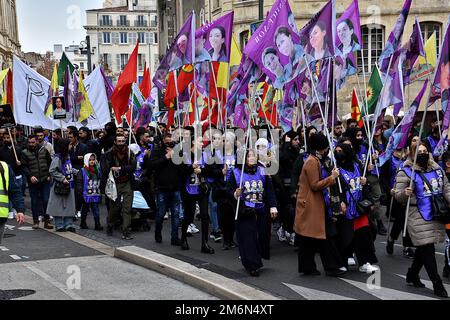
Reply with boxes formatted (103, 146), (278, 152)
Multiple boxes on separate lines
(227, 148), (278, 277)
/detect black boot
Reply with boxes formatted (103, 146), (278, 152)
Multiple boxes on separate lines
(80, 212), (88, 229)
(443, 265), (450, 279)
(201, 219), (214, 254)
(433, 280), (448, 298)
(181, 237), (190, 251)
(94, 219), (103, 231)
(406, 268), (425, 288)
(201, 243), (215, 254)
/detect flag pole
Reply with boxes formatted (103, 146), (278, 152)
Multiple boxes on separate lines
(331, 57), (336, 145)
(304, 54), (342, 192)
(300, 100), (308, 153)
(403, 82), (431, 238)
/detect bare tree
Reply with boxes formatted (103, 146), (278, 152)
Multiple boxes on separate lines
(36, 52), (57, 80)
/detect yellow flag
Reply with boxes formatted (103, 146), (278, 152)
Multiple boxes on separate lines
(45, 64), (59, 117)
(216, 36), (243, 88)
(78, 73), (93, 123)
(0, 69), (8, 87)
(417, 32), (437, 67)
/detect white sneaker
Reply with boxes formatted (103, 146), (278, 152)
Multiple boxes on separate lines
(164, 213), (169, 220)
(359, 263), (379, 274)
(339, 267), (348, 272)
(348, 257), (356, 267)
(189, 224), (200, 234)
(277, 227), (287, 242)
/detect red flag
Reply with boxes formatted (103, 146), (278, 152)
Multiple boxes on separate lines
(111, 40), (139, 124)
(351, 88), (364, 128)
(6, 69), (13, 107)
(139, 65), (152, 99)
(164, 72), (176, 108)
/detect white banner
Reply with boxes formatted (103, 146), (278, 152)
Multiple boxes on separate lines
(13, 56), (111, 130)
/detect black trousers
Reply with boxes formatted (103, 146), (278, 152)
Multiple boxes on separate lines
(297, 235), (342, 273)
(410, 243), (441, 283)
(444, 230), (450, 271)
(181, 193), (210, 245)
(138, 180), (157, 217)
(217, 200), (235, 244)
(235, 212), (264, 272)
(353, 226), (378, 266)
(389, 200), (414, 247)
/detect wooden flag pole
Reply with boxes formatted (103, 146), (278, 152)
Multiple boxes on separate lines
(6, 126), (18, 163)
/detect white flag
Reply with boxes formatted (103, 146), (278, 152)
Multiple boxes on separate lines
(13, 56), (111, 130)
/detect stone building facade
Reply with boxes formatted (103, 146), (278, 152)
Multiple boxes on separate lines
(0, 0), (21, 69)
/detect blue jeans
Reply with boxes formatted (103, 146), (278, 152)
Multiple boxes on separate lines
(29, 181), (51, 222)
(81, 202), (100, 220)
(209, 191), (219, 233)
(155, 191), (181, 239)
(54, 216), (74, 230)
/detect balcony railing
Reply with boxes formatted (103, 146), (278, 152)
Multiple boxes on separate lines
(117, 20), (130, 27)
(99, 20), (112, 26)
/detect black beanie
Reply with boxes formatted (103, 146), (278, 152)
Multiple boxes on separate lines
(309, 133), (329, 151)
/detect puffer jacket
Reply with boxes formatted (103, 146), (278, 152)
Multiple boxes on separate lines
(21, 146), (52, 183)
(394, 158), (448, 247)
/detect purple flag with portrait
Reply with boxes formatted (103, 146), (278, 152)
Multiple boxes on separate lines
(428, 15), (450, 108)
(334, 0), (361, 90)
(378, 0), (412, 74)
(299, 0), (336, 62)
(195, 12), (234, 64)
(379, 80), (428, 166)
(244, 0), (305, 90)
(153, 13), (195, 90)
(402, 17), (425, 85)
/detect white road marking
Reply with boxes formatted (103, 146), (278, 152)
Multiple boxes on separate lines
(283, 282), (355, 300)
(397, 274), (450, 292)
(380, 242), (444, 256)
(5, 224), (15, 230)
(18, 227), (34, 231)
(341, 278), (437, 300)
(9, 255), (22, 260)
(0, 246), (9, 251)
(23, 262), (84, 300)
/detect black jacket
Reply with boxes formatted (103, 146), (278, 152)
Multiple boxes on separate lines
(21, 146), (52, 183)
(0, 145), (23, 176)
(100, 149), (137, 191)
(145, 146), (182, 192)
(69, 142), (89, 170)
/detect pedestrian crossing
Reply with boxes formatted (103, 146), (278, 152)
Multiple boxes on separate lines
(283, 273), (446, 300)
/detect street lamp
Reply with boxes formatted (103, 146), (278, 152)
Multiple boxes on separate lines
(80, 35), (92, 74)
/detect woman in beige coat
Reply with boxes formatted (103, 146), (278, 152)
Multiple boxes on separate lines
(395, 142), (448, 298)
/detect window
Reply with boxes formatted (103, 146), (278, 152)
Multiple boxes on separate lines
(358, 25), (385, 73)
(80, 62), (85, 69)
(150, 15), (158, 27)
(103, 32), (111, 44)
(138, 54), (145, 71)
(119, 15), (128, 26)
(120, 54), (129, 70)
(138, 32), (146, 44)
(213, 0), (221, 10)
(420, 22), (441, 55)
(101, 15), (111, 26)
(120, 32), (128, 44)
(103, 53), (110, 69)
(137, 15), (147, 27)
(240, 30), (249, 51)
(153, 32), (158, 44)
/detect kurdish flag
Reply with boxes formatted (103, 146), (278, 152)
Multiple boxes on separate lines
(77, 72), (94, 123)
(351, 88), (364, 128)
(44, 64), (59, 117)
(361, 66), (383, 116)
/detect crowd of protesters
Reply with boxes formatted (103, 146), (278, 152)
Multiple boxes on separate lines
(0, 116), (449, 298)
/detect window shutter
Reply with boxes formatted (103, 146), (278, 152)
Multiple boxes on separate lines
(116, 54), (120, 71)
(113, 32), (119, 44)
(98, 33), (103, 45)
(146, 32), (151, 44)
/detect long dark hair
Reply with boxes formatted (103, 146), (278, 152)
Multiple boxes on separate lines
(338, 19), (359, 47)
(55, 138), (70, 160)
(209, 26), (227, 58)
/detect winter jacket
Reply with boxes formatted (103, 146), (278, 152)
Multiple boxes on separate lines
(21, 146), (52, 183)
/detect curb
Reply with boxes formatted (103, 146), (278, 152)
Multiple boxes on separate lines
(115, 246), (280, 301)
(22, 216), (279, 300)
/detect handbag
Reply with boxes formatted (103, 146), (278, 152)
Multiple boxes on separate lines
(54, 181), (70, 196)
(418, 172), (450, 224)
(341, 177), (374, 215)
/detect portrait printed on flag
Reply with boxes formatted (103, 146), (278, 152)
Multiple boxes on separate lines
(0, 104), (15, 127)
(52, 96), (67, 120)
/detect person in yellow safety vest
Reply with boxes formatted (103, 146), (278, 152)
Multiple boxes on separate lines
(0, 161), (25, 244)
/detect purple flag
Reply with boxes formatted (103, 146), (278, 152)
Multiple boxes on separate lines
(195, 12), (234, 64)
(63, 66), (74, 121)
(299, 0), (336, 61)
(153, 13), (195, 90)
(244, 0), (305, 90)
(378, 49), (405, 117)
(100, 67), (114, 101)
(233, 96), (249, 129)
(335, 0), (361, 90)
(402, 17), (425, 84)
(226, 56), (255, 114)
(378, 0), (412, 74)
(428, 15), (450, 107)
(379, 80), (428, 166)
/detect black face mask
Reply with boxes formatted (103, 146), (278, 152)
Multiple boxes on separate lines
(417, 153), (429, 168)
(355, 138), (363, 145)
(433, 127), (440, 135)
(165, 142), (176, 149)
(335, 152), (346, 165)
